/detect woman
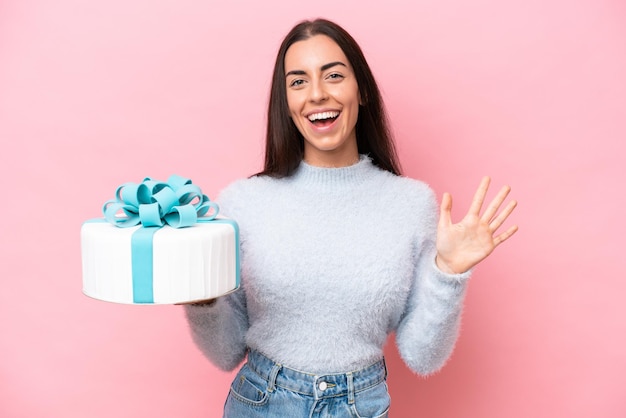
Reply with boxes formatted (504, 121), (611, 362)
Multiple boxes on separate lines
(185, 18), (517, 417)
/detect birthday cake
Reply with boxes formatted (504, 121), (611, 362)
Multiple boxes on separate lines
(81, 175), (239, 305)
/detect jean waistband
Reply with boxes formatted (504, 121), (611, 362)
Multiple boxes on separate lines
(246, 349), (387, 399)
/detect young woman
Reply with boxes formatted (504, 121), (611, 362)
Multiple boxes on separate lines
(185, 18), (517, 417)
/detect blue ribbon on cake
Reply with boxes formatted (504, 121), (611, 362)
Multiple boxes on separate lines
(101, 175), (237, 304)
(103, 174), (219, 228)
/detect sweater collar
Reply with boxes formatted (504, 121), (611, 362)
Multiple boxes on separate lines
(288, 154), (377, 188)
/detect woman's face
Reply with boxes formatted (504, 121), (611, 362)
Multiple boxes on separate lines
(284, 35), (360, 167)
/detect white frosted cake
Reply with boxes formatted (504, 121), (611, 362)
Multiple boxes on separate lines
(81, 175), (239, 305)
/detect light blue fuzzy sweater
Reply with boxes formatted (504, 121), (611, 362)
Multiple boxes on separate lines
(185, 156), (470, 376)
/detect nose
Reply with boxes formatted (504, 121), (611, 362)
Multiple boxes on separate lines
(308, 78), (328, 103)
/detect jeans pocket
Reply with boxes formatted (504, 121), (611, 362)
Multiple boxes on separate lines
(228, 365), (269, 407)
(350, 381), (391, 418)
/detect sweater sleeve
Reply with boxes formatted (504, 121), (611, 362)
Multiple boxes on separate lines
(184, 288), (249, 371)
(395, 187), (471, 376)
(183, 180), (250, 371)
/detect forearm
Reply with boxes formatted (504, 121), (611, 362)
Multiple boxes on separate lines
(396, 258), (470, 376)
(184, 291), (249, 371)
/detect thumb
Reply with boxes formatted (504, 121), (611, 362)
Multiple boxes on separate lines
(439, 192), (452, 227)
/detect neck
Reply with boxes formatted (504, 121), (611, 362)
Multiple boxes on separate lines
(303, 141), (360, 168)
(303, 154), (361, 168)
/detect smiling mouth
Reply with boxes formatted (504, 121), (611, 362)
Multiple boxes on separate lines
(308, 111), (340, 127)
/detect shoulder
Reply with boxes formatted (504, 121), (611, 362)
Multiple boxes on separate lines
(387, 174), (434, 198)
(377, 171), (438, 213)
(216, 175), (278, 218)
(367, 171), (439, 237)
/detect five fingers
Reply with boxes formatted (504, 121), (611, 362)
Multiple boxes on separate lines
(441, 176), (519, 241)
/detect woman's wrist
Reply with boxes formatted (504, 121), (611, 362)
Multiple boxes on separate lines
(435, 255), (463, 275)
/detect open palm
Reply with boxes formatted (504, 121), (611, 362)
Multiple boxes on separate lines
(435, 177), (518, 275)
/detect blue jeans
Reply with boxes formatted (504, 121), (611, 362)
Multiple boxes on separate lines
(223, 350), (390, 417)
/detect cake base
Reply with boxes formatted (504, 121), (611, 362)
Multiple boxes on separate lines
(81, 218), (239, 305)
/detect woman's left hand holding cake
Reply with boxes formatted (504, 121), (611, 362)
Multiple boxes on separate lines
(176, 299), (217, 307)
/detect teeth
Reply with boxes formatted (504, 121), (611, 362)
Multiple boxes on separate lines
(308, 111), (339, 122)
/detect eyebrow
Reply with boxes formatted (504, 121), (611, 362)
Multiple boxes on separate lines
(285, 61), (347, 77)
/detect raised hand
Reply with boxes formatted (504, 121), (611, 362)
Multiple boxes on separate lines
(435, 177), (518, 275)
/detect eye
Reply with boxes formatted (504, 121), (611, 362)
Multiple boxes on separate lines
(289, 79), (305, 88)
(327, 73), (344, 81)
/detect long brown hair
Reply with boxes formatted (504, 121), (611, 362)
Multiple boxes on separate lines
(257, 18), (401, 178)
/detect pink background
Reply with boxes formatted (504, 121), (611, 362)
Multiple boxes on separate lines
(1, 0), (624, 417)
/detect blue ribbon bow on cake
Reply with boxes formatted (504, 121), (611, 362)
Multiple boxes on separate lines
(102, 174), (219, 228)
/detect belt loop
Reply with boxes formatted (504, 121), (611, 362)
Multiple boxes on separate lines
(267, 362), (282, 393)
(347, 372), (355, 405)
